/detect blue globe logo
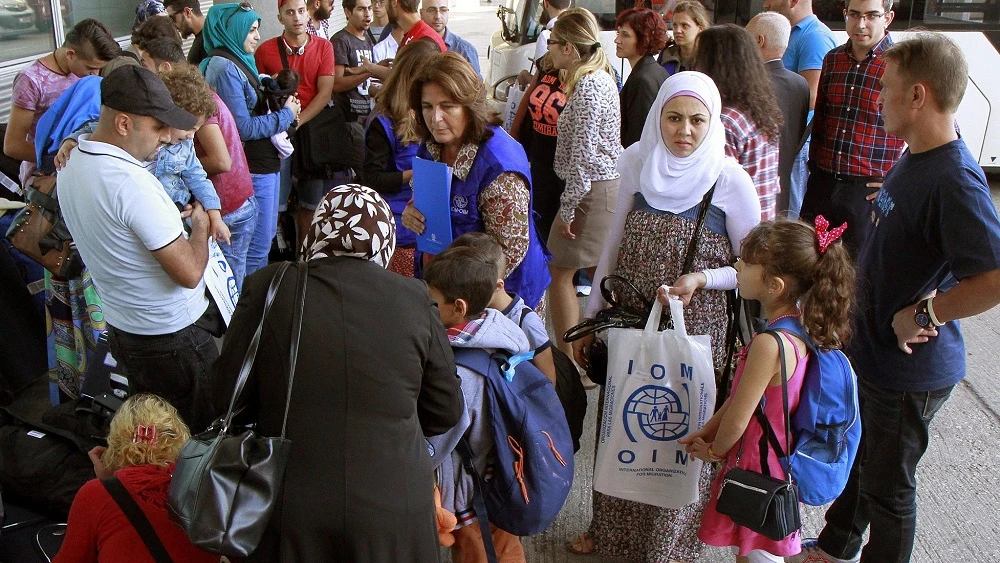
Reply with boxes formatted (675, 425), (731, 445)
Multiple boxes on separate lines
(623, 384), (690, 442)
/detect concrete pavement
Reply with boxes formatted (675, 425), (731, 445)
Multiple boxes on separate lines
(445, 2), (1000, 560)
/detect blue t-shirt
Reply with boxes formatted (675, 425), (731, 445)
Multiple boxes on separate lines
(850, 139), (1000, 391)
(782, 15), (837, 74)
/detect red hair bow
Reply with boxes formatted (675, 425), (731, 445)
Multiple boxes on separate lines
(815, 215), (848, 254)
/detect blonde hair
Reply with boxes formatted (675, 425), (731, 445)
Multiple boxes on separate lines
(374, 39), (441, 144)
(101, 394), (191, 473)
(552, 8), (613, 96)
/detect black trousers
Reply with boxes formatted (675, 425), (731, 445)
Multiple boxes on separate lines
(799, 169), (881, 258)
(817, 378), (954, 563)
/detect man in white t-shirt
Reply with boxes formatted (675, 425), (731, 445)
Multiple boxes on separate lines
(58, 65), (219, 432)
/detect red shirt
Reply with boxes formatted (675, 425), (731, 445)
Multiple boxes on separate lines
(401, 20), (447, 52)
(53, 464), (218, 563)
(254, 34), (336, 109)
(196, 91), (254, 215)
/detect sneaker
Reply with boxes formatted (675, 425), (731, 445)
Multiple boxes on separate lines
(785, 539), (860, 563)
(575, 285), (591, 297)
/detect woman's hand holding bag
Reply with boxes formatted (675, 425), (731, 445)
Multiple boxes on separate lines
(591, 291), (717, 508)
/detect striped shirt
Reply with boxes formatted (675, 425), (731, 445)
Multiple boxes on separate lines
(721, 106), (780, 221)
(810, 34), (905, 178)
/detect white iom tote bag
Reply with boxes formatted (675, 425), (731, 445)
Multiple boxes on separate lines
(593, 292), (716, 508)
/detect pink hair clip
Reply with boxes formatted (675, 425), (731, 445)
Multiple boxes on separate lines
(133, 425), (157, 446)
(815, 215), (848, 254)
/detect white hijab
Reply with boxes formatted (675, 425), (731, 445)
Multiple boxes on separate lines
(617, 71), (729, 213)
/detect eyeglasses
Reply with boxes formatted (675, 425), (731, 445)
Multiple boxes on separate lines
(844, 9), (885, 22)
(225, 2), (255, 26)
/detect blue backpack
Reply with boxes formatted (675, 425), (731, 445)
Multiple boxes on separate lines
(766, 317), (862, 506)
(452, 347), (574, 542)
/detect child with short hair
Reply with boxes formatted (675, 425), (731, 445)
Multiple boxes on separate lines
(424, 245), (529, 563)
(677, 218), (856, 563)
(449, 232), (558, 385)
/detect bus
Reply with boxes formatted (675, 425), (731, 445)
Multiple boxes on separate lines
(484, 0), (1000, 170)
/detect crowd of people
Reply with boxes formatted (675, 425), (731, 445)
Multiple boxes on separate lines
(2, 0), (1000, 562)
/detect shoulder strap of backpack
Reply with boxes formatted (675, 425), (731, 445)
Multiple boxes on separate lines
(101, 477), (174, 563)
(452, 348), (498, 379)
(455, 437), (499, 563)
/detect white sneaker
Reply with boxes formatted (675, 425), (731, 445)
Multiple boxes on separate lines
(785, 540), (860, 563)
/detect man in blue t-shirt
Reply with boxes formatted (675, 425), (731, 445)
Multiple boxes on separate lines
(792, 33), (1000, 563)
(764, 0), (836, 216)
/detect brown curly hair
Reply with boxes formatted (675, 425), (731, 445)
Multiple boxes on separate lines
(616, 8), (668, 56)
(159, 64), (219, 120)
(740, 220), (856, 350)
(694, 24), (783, 140)
(409, 52), (501, 145)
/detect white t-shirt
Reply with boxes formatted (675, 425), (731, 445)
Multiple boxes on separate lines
(532, 18), (558, 69)
(373, 33), (399, 64)
(58, 136), (209, 335)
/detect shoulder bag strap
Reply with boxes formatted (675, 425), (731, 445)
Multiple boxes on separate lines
(753, 330), (794, 480)
(279, 262), (309, 438)
(456, 437), (500, 563)
(680, 183), (717, 276)
(220, 262), (292, 433)
(101, 477), (174, 563)
(277, 40), (291, 71)
(208, 48), (261, 90)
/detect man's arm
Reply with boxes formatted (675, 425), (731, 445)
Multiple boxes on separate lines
(3, 105), (37, 163)
(299, 75), (334, 125)
(799, 69), (822, 110)
(332, 64), (371, 93)
(151, 202), (211, 289)
(194, 123), (232, 175)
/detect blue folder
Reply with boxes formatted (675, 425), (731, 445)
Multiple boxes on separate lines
(412, 157), (454, 255)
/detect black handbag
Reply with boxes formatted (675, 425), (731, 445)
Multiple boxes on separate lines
(562, 184), (717, 385)
(167, 261), (307, 557)
(715, 331), (802, 541)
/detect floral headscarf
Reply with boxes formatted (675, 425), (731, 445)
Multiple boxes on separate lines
(300, 184), (397, 268)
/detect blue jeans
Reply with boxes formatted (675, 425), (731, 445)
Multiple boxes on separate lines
(247, 171), (279, 276)
(787, 140), (809, 219)
(278, 156), (293, 213)
(219, 197), (258, 292)
(817, 378), (954, 563)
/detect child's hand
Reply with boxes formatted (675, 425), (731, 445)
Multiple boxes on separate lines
(434, 486), (457, 547)
(54, 139), (78, 170)
(685, 437), (714, 462)
(209, 212), (231, 244)
(662, 273), (707, 307)
(678, 425), (714, 447)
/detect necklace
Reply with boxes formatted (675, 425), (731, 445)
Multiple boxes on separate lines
(767, 312), (801, 326)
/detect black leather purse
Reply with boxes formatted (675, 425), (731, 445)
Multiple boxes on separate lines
(168, 262), (307, 557)
(715, 331), (802, 541)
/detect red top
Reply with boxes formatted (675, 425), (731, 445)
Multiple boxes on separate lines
(401, 20), (447, 52)
(254, 34), (336, 109)
(196, 91), (254, 215)
(53, 463), (218, 563)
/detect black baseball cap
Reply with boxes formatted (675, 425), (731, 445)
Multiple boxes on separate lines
(101, 65), (198, 130)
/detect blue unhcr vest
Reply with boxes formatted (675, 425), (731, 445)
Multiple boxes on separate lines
(417, 126), (551, 307)
(372, 114), (419, 246)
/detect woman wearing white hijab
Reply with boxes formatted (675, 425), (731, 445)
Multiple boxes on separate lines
(567, 72), (760, 561)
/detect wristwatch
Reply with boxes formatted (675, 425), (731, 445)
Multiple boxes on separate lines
(914, 298), (941, 329)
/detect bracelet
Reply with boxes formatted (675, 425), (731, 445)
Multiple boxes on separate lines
(707, 444), (726, 462)
(926, 296), (943, 327)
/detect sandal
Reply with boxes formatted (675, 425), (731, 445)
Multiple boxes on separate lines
(566, 532), (596, 555)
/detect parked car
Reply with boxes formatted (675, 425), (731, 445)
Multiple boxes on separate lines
(0, 0), (35, 38)
(25, 0), (69, 31)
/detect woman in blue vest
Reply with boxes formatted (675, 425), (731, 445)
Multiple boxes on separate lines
(364, 39), (441, 277)
(401, 52), (550, 309)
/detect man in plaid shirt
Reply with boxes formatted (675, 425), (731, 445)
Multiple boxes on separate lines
(799, 0), (904, 253)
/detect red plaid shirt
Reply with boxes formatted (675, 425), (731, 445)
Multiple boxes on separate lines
(722, 106), (780, 221)
(810, 34), (905, 178)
